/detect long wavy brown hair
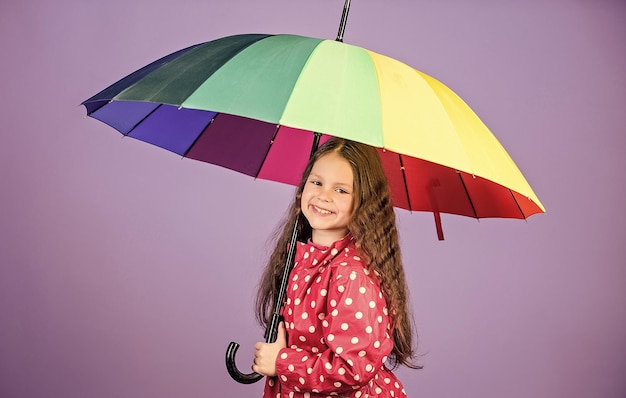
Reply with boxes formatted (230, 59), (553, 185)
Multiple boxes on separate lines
(255, 137), (420, 369)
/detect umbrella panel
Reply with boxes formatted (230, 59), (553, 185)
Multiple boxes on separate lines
(88, 100), (541, 219)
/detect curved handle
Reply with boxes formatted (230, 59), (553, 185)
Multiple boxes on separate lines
(225, 216), (303, 385)
(225, 341), (264, 384)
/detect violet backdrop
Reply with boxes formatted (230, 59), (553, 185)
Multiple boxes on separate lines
(1, 0), (625, 397)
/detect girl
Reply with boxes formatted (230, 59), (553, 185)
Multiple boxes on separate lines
(253, 138), (419, 397)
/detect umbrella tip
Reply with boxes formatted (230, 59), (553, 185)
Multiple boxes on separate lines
(335, 0), (352, 42)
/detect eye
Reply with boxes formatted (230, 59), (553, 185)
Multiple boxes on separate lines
(335, 188), (350, 194)
(309, 180), (321, 186)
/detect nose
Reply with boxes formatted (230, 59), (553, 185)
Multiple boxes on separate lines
(317, 187), (332, 202)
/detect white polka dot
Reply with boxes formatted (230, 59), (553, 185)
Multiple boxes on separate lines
(310, 300), (316, 308)
(334, 382), (342, 388)
(375, 387), (382, 394)
(331, 309), (338, 316)
(369, 301), (376, 308)
(281, 353), (288, 359)
(292, 274), (298, 281)
(384, 377), (391, 384)
(351, 337), (359, 344)
(330, 299), (337, 307)
(325, 362), (332, 370)
(365, 326), (373, 333)
(301, 312), (308, 319)
(338, 367), (346, 375)
(288, 364), (294, 371)
(304, 275), (311, 282)
(336, 347), (343, 354)
(299, 336), (307, 342)
(354, 374), (360, 381)
(281, 375), (287, 382)
(355, 311), (363, 319)
(340, 262), (348, 266)
(374, 341), (380, 348)
(292, 284), (299, 291)
(308, 325), (315, 333)
(338, 285), (345, 293)
(341, 323), (349, 330)
(319, 375), (324, 382)
(327, 334), (335, 342)
(331, 248), (338, 255)
(307, 368), (313, 374)
(320, 289), (327, 296)
(302, 355), (308, 361)
(322, 320), (329, 328)
(349, 272), (357, 280)
(345, 298), (353, 305)
(377, 315), (383, 323)
(358, 350), (366, 357)
(312, 259), (318, 265)
(309, 247), (315, 253)
(353, 256), (361, 261)
(304, 252), (310, 258)
(366, 364), (373, 372)
(295, 298), (301, 305)
(359, 287), (366, 294)
(299, 377), (305, 384)
(382, 356), (388, 363)
(316, 276), (322, 283)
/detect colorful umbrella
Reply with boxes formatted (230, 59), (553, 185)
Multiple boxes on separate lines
(82, 12), (544, 383)
(82, 34), (544, 225)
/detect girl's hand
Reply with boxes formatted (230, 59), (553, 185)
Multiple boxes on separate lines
(252, 322), (287, 376)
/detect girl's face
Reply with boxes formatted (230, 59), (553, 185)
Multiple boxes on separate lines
(301, 152), (355, 246)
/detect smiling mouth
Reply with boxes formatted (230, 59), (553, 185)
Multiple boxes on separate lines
(313, 205), (333, 215)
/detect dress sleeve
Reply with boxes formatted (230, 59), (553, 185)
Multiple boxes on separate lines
(274, 264), (394, 395)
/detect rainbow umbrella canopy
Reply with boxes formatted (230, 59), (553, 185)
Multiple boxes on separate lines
(82, 33), (545, 237)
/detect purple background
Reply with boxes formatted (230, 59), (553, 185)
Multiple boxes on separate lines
(1, 0), (625, 397)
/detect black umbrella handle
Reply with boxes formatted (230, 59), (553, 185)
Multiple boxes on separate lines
(226, 136), (319, 385)
(225, 219), (300, 384)
(225, 342), (264, 384)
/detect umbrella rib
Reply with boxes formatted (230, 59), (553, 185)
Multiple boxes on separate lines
(124, 103), (163, 137)
(252, 124), (283, 178)
(509, 189), (527, 219)
(182, 113), (216, 158)
(457, 172), (479, 219)
(397, 154), (413, 211)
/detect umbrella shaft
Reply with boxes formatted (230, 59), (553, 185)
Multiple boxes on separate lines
(336, 0), (352, 42)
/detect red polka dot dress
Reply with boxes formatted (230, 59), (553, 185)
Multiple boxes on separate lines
(263, 234), (407, 398)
